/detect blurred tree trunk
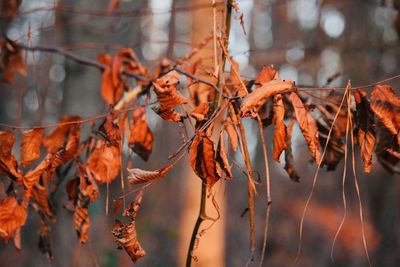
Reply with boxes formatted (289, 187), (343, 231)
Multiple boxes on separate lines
(177, 1), (226, 266)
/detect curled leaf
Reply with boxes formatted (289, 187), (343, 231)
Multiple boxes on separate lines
(290, 92), (321, 164)
(189, 131), (220, 188)
(129, 107), (154, 161)
(74, 206), (90, 244)
(354, 90), (376, 172)
(152, 71), (187, 110)
(21, 128), (44, 166)
(190, 103), (210, 122)
(255, 65), (278, 86)
(224, 116), (238, 152)
(42, 116), (81, 153)
(0, 197), (27, 243)
(1, 39), (26, 84)
(284, 119), (300, 182)
(240, 80), (292, 118)
(272, 95), (287, 161)
(152, 106), (183, 122)
(127, 164), (172, 185)
(112, 220), (146, 263)
(0, 131), (21, 181)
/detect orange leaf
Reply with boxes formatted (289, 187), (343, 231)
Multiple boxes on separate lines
(127, 164), (172, 185)
(1, 39), (26, 84)
(370, 85), (400, 144)
(152, 71), (187, 110)
(152, 106), (183, 122)
(0, 131), (21, 181)
(190, 103), (209, 122)
(0, 197), (27, 243)
(42, 116), (81, 153)
(74, 206), (90, 244)
(112, 220), (146, 263)
(240, 80), (292, 118)
(108, 0), (121, 12)
(284, 119), (300, 182)
(354, 90), (376, 173)
(86, 140), (121, 184)
(255, 65), (278, 86)
(229, 58), (247, 96)
(272, 95), (287, 161)
(189, 131), (220, 188)
(98, 53), (124, 106)
(215, 133), (233, 179)
(290, 92), (321, 164)
(23, 153), (53, 198)
(21, 128), (44, 166)
(98, 112), (121, 146)
(128, 107), (153, 161)
(224, 117), (238, 152)
(31, 182), (54, 220)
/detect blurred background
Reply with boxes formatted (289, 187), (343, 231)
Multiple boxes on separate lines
(1, 0), (400, 266)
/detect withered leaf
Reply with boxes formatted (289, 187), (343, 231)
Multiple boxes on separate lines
(224, 116), (238, 152)
(354, 90), (376, 173)
(189, 131), (220, 188)
(1, 39), (27, 84)
(152, 71), (187, 110)
(112, 220), (146, 263)
(86, 140), (121, 184)
(0, 197), (27, 243)
(0, 131), (21, 181)
(375, 122), (400, 173)
(190, 103), (210, 122)
(42, 116), (81, 153)
(255, 65), (278, 87)
(98, 53), (124, 106)
(129, 107), (153, 161)
(21, 128), (44, 166)
(273, 95), (287, 162)
(74, 206), (90, 244)
(370, 85), (400, 145)
(152, 106), (183, 122)
(215, 134), (233, 179)
(23, 153), (53, 198)
(284, 119), (300, 182)
(240, 80), (293, 118)
(290, 92), (321, 164)
(98, 112), (121, 146)
(127, 164), (172, 185)
(229, 58), (247, 96)
(31, 182), (54, 220)
(79, 166), (100, 203)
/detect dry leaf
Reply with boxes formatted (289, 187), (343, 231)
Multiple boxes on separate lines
(284, 119), (300, 182)
(290, 92), (321, 164)
(0, 197), (27, 243)
(229, 58), (247, 96)
(255, 65), (278, 86)
(86, 140), (121, 184)
(152, 71), (187, 110)
(98, 112), (121, 146)
(31, 182), (54, 219)
(21, 128), (44, 166)
(240, 80), (292, 117)
(272, 95), (287, 161)
(1, 39), (26, 84)
(190, 103), (210, 122)
(42, 116), (81, 153)
(370, 85), (400, 144)
(189, 131), (220, 188)
(127, 164), (172, 185)
(98, 53), (124, 106)
(354, 90), (375, 173)
(152, 106), (183, 122)
(74, 206), (90, 244)
(0, 131), (21, 181)
(224, 116), (238, 152)
(129, 107), (153, 161)
(112, 220), (146, 263)
(215, 133), (233, 179)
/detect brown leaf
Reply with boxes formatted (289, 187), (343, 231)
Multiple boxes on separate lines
(0, 197), (27, 243)
(354, 90), (376, 173)
(190, 103), (210, 122)
(152, 71), (187, 110)
(42, 116), (81, 153)
(112, 220), (146, 263)
(79, 166), (99, 203)
(0, 131), (21, 181)
(215, 134), (233, 179)
(189, 131), (220, 188)
(152, 106), (183, 122)
(31, 182), (54, 219)
(86, 140), (121, 184)
(229, 58), (247, 96)
(129, 107), (153, 161)
(224, 117), (238, 152)
(98, 53), (124, 106)
(74, 206), (90, 244)
(240, 80), (293, 118)
(23, 153), (53, 198)
(255, 65), (278, 86)
(21, 128), (44, 166)
(98, 112), (121, 146)
(290, 92), (321, 164)
(284, 119), (300, 182)
(127, 164), (172, 185)
(273, 95), (287, 161)
(370, 85), (400, 144)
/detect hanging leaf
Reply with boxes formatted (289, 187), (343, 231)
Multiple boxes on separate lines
(284, 119), (300, 182)
(290, 92), (321, 164)
(23, 153), (53, 198)
(189, 131), (220, 188)
(127, 164), (172, 185)
(370, 85), (400, 145)
(354, 90), (376, 173)
(375, 122), (400, 173)
(240, 80), (292, 118)
(255, 65), (278, 87)
(31, 182), (54, 219)
(98, 53), (124, 106)
(1, 39), (27, 84)
(86, 140), (121, 184)
(272, 95), (287, 161)
(190, 103), (210, 122)
(79, 165), (100, 203)
(112, 220), (146, 263)
(224, 116), (238, 152)
(0, 131), (21, 181)
(0, 197), (27, 243)
(98, 112), (121, 146)
(152, 106), (183, 122)
(42, 116), (81, 153)
(215, 133), (233, 179)
(74, 206), (90, 244)
(21, 128), (44, 166)
(152, 71), (187, 110)
(129, 107), (154, 161)
(229, 58), (247, 96)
